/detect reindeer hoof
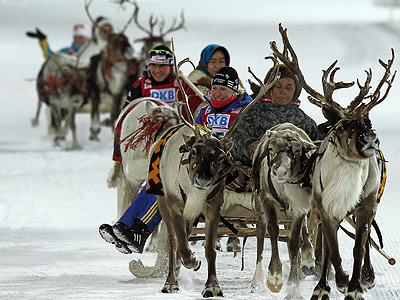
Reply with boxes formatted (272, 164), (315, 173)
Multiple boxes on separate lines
(267, 281), (283, 293)
(89, 134), (100, 141)
(181, 253), (201, 271)
(311, 286), (330, 300)
(161, 283), (179, 293)
(202, 286), (223, 298)
(344, 292), (365, 300)
(302, 265), (316, 276)
(31, 118), (39, 127)
(101, 118), (113, 127)
(267, 271), (283, 293)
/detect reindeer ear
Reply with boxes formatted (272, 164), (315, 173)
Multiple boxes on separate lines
(322, 107), (340, 125)
(301, 139), (318, 152)
(179, 134), (196, 153)
(243, 138), (260, 160)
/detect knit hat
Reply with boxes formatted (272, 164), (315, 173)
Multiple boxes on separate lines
(264, 64), (301, 103)
(211, 66), (239, 92)
(197, 44), (230, 76)
(149, 45), (174, 65)
(73, 24), (90, 39)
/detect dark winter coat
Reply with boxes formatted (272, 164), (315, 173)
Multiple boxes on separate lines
(230, 98), (321, 166)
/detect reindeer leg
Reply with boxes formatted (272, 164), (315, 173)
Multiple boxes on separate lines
(70, 108), (81, 150)
(51, 103), (64, 147)
(311, 234), (331, 300)
(318, 206), (349, 293)
(300, 217), (316, 276)
(89, 91), (101, 141)
(285, 215), (305, 299)
(251, 195), (266, 292)
(157, 197), (179, 293)
(166, 201), (200, 272)
(31, 92), (42, 127)
(109, 93), (123, 129)
(314, 223), (323, 278)
(202, 191), (223, 298)
(346, 202), (376, 300)
(361, 238), (375, 289)
(264, 201), (283, 293)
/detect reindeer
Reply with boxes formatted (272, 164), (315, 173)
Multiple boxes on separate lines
(131, 1), (185, 77)
(83, 0), (139, 141)
(39, 53), (88, 149)
(271, 24), (396, 300)
(107, 97), (179, 218)
(250, 122), (318, 298)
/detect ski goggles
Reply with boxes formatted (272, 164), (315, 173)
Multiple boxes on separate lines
(149, 49), (174, 65)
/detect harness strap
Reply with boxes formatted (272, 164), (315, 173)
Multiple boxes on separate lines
(219, 215), (239, 234)
(267, 168), (287, 207)
(195, 213), (238, 235)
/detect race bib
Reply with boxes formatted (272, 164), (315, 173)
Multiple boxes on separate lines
(150, 88), (176, 103)
(206, 113), (231, 129)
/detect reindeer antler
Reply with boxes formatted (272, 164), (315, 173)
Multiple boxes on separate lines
(133, 1), (156, 36)
(358, 48), (396, 119)
(271, 23), (357, 119)
(120, 2), (137, 34)
(272, 24), (396, 123)
(133, 1), (184, 38)
(171, 39), (204, 139)
(160, 10), (185, 38)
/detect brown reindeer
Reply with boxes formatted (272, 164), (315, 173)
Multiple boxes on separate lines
(271, 24), (395, 300)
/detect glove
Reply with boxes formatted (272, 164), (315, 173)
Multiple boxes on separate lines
(26, 28), (46, 41)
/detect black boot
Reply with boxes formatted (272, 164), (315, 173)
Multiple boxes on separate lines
(99, 224), (132, 254)
(113, 219), (150, 254)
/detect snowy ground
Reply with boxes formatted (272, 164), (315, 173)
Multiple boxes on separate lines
(1, 0), (400, 299)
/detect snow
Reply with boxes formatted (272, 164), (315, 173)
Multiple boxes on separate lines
(1, 0), (400, 299)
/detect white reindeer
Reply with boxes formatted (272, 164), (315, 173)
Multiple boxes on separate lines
(107, 97), (179, 218)
(250, 123), (318, 299)
(272, 23), (396, 300)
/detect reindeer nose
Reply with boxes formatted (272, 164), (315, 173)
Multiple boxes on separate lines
(272, 165), (288, 180)
(193, 174), (212, 190)
(359, 132), (379, 147)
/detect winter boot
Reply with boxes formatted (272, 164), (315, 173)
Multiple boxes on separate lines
(113, 219), (150, 254)
(99, 224), (132, 254)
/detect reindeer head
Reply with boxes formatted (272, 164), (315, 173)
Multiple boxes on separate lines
(271, 24), (396, 161)
(180, 132), (233, 190)
(254, 123), (317, 184)
(132, 1), (184, 61)
(105, 33), (134, 61)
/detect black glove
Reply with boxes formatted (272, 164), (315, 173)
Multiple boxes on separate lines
(26, 28), (46, 41)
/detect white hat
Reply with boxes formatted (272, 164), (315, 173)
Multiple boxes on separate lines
(73, 24), (90, 39)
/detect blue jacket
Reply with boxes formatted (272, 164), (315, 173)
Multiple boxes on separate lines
(195, 92), (253, 138)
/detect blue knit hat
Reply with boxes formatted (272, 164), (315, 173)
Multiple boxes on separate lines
(197, 44), (230, 76)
